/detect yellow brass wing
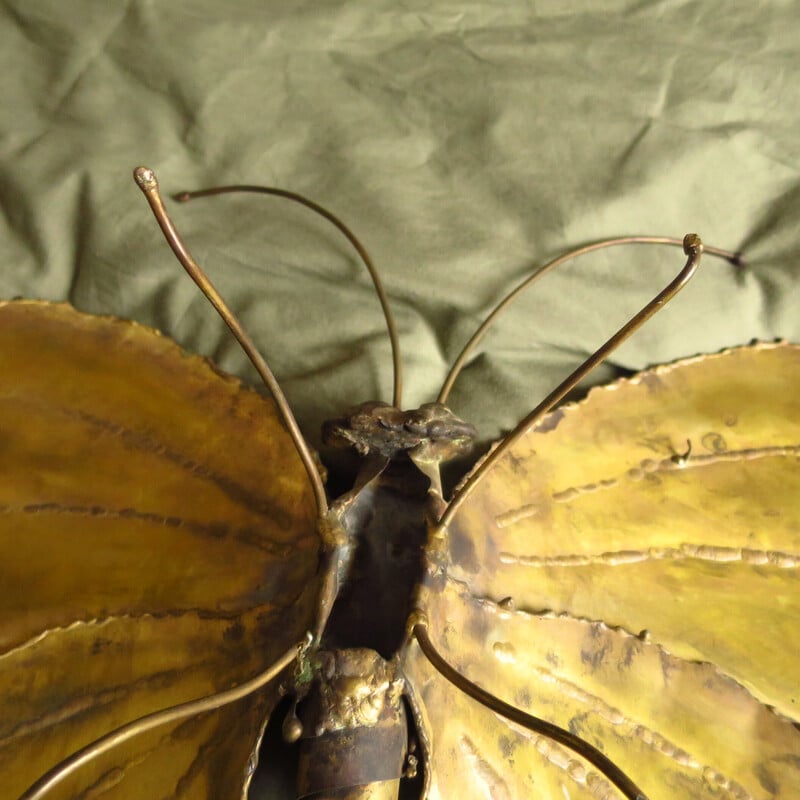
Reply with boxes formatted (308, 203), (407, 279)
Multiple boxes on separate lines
(0, 302), (320, 799)
(403, 343), (800, 799)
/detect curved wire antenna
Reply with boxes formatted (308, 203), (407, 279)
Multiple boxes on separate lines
(437, 235), (742, 404)
(173, 182), (403, 409)
(413, 623), (648, 800)
(17, 636), (309, 800)
(133, 167), (328, 517)
(442, 234), (706, 527)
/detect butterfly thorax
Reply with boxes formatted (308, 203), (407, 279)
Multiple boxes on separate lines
(317, 398), (476, 655)
(286, 468), (428, 798)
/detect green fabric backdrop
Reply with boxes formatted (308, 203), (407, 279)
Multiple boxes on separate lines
(1, 1), (798, 447)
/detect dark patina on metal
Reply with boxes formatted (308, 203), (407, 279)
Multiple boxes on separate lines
(296, 650), (407, 798)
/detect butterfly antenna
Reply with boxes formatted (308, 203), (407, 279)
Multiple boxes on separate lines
(437, 235), (742, 405)
(16, 635), (310, 800)
(173, 182), (403, 409)
(412, 622), (648, 800)
(133, 167), (328, 517)
(443, 234), (707, 525)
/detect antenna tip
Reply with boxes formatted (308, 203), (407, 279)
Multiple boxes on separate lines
(173, 191), (192, 202)
(133, 166), (158, 192)
(682, 233), (703, 256)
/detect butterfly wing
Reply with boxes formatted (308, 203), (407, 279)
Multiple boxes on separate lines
(403, 342), (800, 799)
(0, 302), (320, 799)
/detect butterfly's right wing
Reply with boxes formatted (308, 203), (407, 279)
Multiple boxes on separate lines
(403, 343), (800, 800)
(0, 302), (321, 799)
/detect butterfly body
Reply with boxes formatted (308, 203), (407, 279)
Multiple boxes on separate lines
(291, 404), (476, 799)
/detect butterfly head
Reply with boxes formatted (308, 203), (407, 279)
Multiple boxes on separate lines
(322, 401), (476, 462)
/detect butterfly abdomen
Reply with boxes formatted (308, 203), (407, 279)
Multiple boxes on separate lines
(294, 649), (408, 800)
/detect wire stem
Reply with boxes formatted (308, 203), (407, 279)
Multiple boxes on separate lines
(438, 234), (740, 404)
(443, 234), (705, 525)
(413, 623), (648, 800)
(174, 183), (403, 409)
(18, 636), (309, 800)
(133, 167), (328, 517)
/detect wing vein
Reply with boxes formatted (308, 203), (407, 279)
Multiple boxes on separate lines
(498, 545), (800, 569)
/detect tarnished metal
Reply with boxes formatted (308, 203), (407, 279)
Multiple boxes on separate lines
(323, 401), (476, 461)
(297, 650), (406, 799)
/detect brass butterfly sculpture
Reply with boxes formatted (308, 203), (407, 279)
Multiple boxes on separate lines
(1, 167), (798, 800)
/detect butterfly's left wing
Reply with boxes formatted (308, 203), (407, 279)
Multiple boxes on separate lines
(0, 302), (320, 799)
(403, 343), (800, 800)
